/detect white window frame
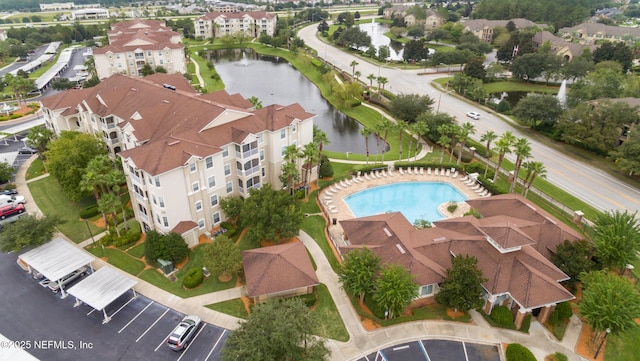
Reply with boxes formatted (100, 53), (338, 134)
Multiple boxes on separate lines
(198, 219), (205, 229)
(195, 200), (203, 211)
(189, 163), (197, 172)
(210, 194), (218, 207)
(212, 212), (221, 224)
(280, 129), (286, 139)
(224, 164), (231, 176)
(208, 175), (216, 188)
(206, 156), (214, 169)
(192, 181), (200, 192)
(226, 181), (233, 194)
(158, 197), (165, 208)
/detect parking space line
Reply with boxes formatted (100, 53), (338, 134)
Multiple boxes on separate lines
(137, 308), (170, 343)
(204, 329), (226, 361)
(87, 309), (95, 316)
(176, 324), (206, 361)
(392, 345), (410, 351)
(119, 301), (154, 334)
(462, 341), (470, 361)
(419, 340), (431, 361)
(109, 296), (137, 320)
(377, 350), (388, 361)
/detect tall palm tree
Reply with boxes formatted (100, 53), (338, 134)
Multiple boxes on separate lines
(480, 130), (498, 158)
(437, 124), (453, 163)
(375, 117), (394, 163)
(410, 120), (428, 160)
(377, 76), (388, 95)
(522, 161), (546, 197)
(367, 73), (376, 88)
(354, 70), (361, 82)
(510, 137), (532, 193)
(98, 192), (122, 237)
(302, 142), (319, 191)
(313, 126), (330, 185)
(456, 122), (476, 165)
(493, 131), (515, 182)
(397, 120), (408, 161)
(282, 144), (302, 194)
(360, 127), (372, 164)
(350, 60), (359, 77)
(248, 96), (262, 109)
(437, 135), (451, 164)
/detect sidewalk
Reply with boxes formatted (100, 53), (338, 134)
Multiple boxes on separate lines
(13, 156), (588, 361)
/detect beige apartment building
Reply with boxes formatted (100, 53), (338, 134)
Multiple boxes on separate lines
(194, 11), (277, 39)
(40, 74), (316, 245)
(93, 19), (186, 79)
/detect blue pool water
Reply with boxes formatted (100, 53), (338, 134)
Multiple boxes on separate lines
(344, 182), (468, 224)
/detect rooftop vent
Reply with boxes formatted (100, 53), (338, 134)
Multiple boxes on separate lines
(162, 83), (176, 91)
(433, 236), (447, 243)
(395, 244), (406, 254)
(162, 100), (170, 104)
(383, 227), (392, 237)
(168, 140), (180, 146)
(131, 87), (137, 91)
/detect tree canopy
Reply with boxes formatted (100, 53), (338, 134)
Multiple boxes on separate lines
(593, 210), (640, 273)
(201, 235), (242, 279)
(610, 130), (640, 176)
(337, 247), (381, 302)
(389, 93), (434, 123)
(512, 94), (563, 130)
(143, 231), (189, 265)
(373, 263), (418, 319)
(435, 255), (487, 312)
(222, 298), (329, 361)
(0, 214), (61, 252)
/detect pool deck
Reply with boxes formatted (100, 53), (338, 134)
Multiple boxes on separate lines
(320, 167), (490, 248)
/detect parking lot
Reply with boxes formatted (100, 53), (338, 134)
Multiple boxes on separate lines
(356, 339), (501, 361)
(0, 251), (229, 361)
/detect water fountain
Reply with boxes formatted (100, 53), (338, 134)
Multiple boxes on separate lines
(556, 80), (567, 108)
(239, 51), (249, 66)
(0, 103), (17, 116)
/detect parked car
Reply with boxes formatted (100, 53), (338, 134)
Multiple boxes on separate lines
(0, 190), (18, 196)
(466, 111), (481, 120)
(47, 266), (87, 293)
(18, 146), (38, 154)
(0, 195), (25, 206)
(0, 203), (25, 219)
(166, 315), (201, 351)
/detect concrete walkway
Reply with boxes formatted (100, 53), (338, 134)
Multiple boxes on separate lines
(189, 56), (205, 88)
(14, 156), (588, 361)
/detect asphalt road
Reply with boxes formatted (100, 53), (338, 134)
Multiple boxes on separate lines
(298, 24), (640, 214)
(0, 251), (229, 361)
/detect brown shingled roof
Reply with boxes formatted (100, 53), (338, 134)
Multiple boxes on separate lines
(172, 220), (198, 234)
(197, 11), (276, 21)
(242, 242), (319, 298)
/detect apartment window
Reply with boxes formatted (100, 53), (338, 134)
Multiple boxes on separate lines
(189, 163), (197, 172)
(158, 197), (165, 208)
(259, 150), (264, 161)
(198, 219), (205, 229)
(208, 175), (216, 188)
(222, 146), (229, 157)
(291, 124), (297, 133)
(195, 200), (203, 211)
(213, 212), (221, 224)
(152, 195), (157, 205)
(162, 217), (169, 227)
(262, 167), (266, 177)
(205, 156), (214, 169)
(156, 214), (161, 224)
(148, 176), (153, 185)
(257, 133), (263, 143)
(154, 177), (161, 187)
(192, 181), (200, 192)
(280, 129), (286, 139)
(226, 181), (233, 193)
(224, 164), (231, 176)
(281, 146), (287, 156)
(210, 194), (218, 207)
(419, 284), (434, 296)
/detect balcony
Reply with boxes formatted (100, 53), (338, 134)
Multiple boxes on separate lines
(129, 172), (142, 185)
(134, 191), (146, 202)
(239, 165), (260, 177)
(235, 147), (258, 159)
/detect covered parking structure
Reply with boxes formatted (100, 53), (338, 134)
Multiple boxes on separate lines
(18, 237), (95, 299)
(67, 267), (138, 324)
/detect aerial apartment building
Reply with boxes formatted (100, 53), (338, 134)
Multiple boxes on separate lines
(194, 11), (276, 39)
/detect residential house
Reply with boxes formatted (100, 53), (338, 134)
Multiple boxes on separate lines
(93, 19), (186, 79)
(72, 8), (110, 20)
(532, 31), (593, 62)
(462, 18), (547, 43)
(194, 11), (277, 39)
(588, 97), (640, 146)
(384, 6), (444, 31)
(339, 194), (583, 328)
(242, 242), (320, 303)
(40, 74), (316, 244)
(559, 22), (640, 45)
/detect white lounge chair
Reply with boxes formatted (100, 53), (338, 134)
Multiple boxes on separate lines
(471, 184), (481, 190)
(345, 179), (353, 186)
(330, 209), (338, 214)
(460, 174), (468, 181)
(414, 167), (419, 174)
(475, 187), (485, 194)
(427, 167), (432, 175)
(440, 168), (445, 176)
(399, 168), (405, 175)
(329, 186), (337, 192)
(434, 168), (439, 176)
(328, 205), (336, 209)
(334, 184), (343, 190)
(325, 199), (333, 204)
(407, 167), (413, 175)
(364, 173), (371, 181)
(325, 191), (333, 196)
(323, 195), (332, 200)
(452, 171), (459, 178)
(445, 169), (450, 177)
(340, 180), (348, 187)
(388, 169), (394, 177)
(420, 167), (424, 175)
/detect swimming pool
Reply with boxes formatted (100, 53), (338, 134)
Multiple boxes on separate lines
(344, 182), (468, 224)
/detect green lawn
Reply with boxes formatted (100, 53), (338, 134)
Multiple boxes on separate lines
(25, 158), (45, 180)
(86, 246), (146, 276)
(27, 177), (104, 243)
(482, 81), (560, 94)
(605, 324), (640, 361)
(206, 299), (248, 319)
(312, 284), (349, 341)
(189, 52), (225, 91)
(126, 242), (146, 259)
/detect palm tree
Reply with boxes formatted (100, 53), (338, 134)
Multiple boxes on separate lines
(456, 122), (476, 165)
(350, 60), (359, 77)
(437, 124), (453, 163)
(98, 192), (122, 237)
(437, 135), (451, 164)
(493, 131), (515, 182)
(282, 144), (302, 194)
(302, 142), (319, 192)
(313, 126), (330, 185)
(375, 117), (394, 163)
(397, 120), (408, 161)
(354, 70), (361, 82)
(248, 96), (262, 109)
(360, 128), (372, 164)
(480, 130), (498, 158)
(367, 73), (376, 88)
(377, 76), (388, 95)
(522, 161), (546, 197)
(510, 137), (532, 193)
(410, 120), (428, 160)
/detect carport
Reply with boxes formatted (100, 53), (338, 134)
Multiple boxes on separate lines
(18, 237), (95, 299)
(67, 267), (138, 324)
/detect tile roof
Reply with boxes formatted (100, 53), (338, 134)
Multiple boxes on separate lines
(463, 18), (547, 31)
(171, 220), (198, 234)
(94, 29), (182, 54)
(41, 74), (315, 176)
(197, 11), (276, 21)
(242, 242), (319, 298)
(143, 73), (196, 93)
(339, 195), (581, 310)
(559, 22), (640, 39)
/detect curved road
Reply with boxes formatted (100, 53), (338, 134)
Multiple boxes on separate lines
(298, 24), (640, 214)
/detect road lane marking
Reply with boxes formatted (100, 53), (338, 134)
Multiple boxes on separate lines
(119, 300), (154, 333)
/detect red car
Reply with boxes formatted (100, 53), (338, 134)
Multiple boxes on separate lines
(0, 203), (25, 219)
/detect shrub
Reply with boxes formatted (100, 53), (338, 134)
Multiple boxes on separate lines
(447, 202), (458, 213)
(519, 314), (531, 333)
(489, 306), (514, 328)
(555, 302), (573, 321)
(548, 352), (568, 361)
(144, 230), (189, 265)
(318, 155), (333, 178)
(496, 100), (511, 113)
(183, 267), (204, 289)
(220, 222), (236, 237)
(79, 205), (100, 219)
(294, 292), (317, 308)
(505, 343), (536, 361)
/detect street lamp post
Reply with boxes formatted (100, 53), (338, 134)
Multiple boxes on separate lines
(84, 218), (95, 247)
(594, 328), (611, 359)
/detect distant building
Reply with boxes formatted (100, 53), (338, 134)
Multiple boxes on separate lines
(532, 31), (594, 62)
(93, 19), (186, 79)
(383, 6), (445, 31)
(462, 18), (547, 43)
(559, 22), (640, 45)
(194, 11), (277, 39)
(0, 30), (7, 42)
(72, 8), (110, 20)
(39, 2), (101, 11)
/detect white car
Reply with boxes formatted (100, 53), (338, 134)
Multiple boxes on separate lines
(466, 111), (481, 120)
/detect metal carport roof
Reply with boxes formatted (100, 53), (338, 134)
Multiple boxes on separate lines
(67, 267), (138, 324)
(18, 237), (95, 297)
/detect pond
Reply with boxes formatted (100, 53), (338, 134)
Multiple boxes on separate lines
(207, 48), (380, 153)
(358, 19), (404, 61)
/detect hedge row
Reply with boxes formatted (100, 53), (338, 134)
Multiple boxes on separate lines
(506, 343), (536, 361)
(183, 267), (204, 289)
